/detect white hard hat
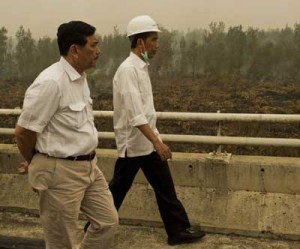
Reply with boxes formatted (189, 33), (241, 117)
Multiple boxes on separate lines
(126, 15), (161, 37)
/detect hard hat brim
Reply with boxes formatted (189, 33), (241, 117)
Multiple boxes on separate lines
(127, 28), (161, 37)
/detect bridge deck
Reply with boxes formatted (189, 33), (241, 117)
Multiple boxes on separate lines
(0, 211), (299, 249)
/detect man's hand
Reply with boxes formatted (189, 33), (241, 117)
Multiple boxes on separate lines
(153, 140), (172, 161)
(136, 123), (172, 161)
(17, 161), (37, 193)
(18, 161), (29, 174)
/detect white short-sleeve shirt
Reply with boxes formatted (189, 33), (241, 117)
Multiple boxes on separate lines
(17, 57), (98, 157)
(113, 52), (160, 157)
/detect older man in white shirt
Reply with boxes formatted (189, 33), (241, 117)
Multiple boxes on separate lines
(15, 21), (118, 249)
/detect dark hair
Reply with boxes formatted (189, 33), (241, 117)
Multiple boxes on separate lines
(57, 21), (96, 56)
(129, 32), (151, 49)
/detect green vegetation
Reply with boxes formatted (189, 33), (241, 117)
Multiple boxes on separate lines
(0, 23), (299, 157)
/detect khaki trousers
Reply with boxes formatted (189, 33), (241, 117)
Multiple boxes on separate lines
(28, 153), (118, 249)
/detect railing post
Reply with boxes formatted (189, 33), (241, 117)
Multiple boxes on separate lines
(207, 110), (232, 162)
(217, 110), (222, 155)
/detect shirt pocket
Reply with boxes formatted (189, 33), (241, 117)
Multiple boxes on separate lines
(67, 101), (87, 129)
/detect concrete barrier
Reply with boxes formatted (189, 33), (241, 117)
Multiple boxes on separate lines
(0, 144), (299, 240)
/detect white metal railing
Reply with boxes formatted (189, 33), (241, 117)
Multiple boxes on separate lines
(1, 109), (300, 123)
(0, 109), (300, 149)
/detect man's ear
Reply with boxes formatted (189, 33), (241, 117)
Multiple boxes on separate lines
(136, 38), (142, 47)
(69, 44), (79, 59)
(137, 38), (146, 51)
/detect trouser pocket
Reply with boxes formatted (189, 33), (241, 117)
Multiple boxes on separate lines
(28, 154), (56, 191)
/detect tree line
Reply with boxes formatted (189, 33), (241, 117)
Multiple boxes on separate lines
(1, 22), (300, 83)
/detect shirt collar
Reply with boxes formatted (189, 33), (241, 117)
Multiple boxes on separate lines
(129, 52), (149, 69)
(59, 57), (86, 82)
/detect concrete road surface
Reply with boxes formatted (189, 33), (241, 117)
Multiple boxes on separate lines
(0, 211), (299, 249)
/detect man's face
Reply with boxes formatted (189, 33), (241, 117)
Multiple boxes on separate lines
(77, 34), (100, 71)
(143, 32), (159, 59)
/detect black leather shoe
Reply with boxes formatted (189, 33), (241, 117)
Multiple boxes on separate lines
(168, 228), (206, 246)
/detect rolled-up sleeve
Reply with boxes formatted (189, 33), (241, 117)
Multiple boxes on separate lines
(118, 67), (148, 127)
(18, 80), (60, 133)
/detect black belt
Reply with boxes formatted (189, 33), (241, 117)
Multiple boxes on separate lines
(37, 151), (96, 161)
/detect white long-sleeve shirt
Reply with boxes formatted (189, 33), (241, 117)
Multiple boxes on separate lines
(113, 52), (160, 157)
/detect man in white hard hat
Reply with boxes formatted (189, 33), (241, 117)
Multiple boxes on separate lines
(109, 15), (206, 245)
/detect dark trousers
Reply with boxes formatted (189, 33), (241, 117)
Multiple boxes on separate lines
(109, 151), (191, 237)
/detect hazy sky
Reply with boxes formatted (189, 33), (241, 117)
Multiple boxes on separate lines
(1, 0), (299, 38)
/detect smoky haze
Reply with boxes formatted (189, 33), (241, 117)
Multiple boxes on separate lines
(0, 0), (299, 38)
(0, 0), (299, 158)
